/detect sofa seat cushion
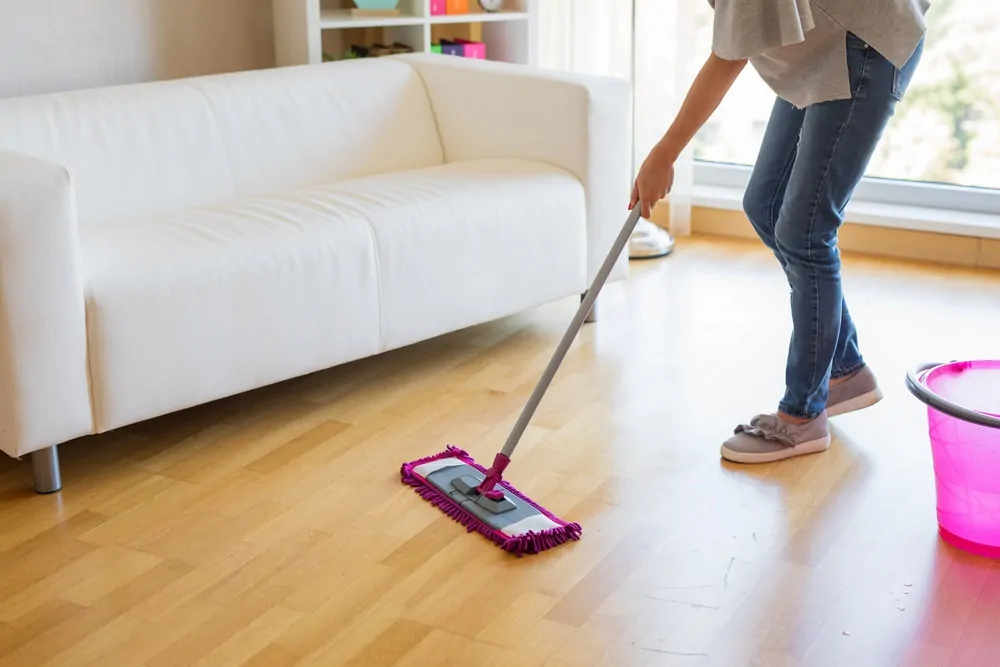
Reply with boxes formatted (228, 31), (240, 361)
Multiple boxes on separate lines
(80, 158), (587, 432)
(330, 158), (588, 351)
(81, 192), (384, 432)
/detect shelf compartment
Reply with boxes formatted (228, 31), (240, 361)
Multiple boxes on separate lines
(430, 16), (529, 65)
(322, 23), (426, 60)
(320, 9), (425, 28)
(319, 0), (425, 28)
(273, 0), (535, 67)
(429, 11), (530, 25)
(319, 8), (530, 29)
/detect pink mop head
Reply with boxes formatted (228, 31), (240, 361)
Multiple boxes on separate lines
(400, 446), (582, 555)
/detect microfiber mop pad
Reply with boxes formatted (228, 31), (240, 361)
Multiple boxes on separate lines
(401, 446), (581, 555)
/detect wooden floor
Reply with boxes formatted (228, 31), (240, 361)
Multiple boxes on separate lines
(3, 236), (1000, 667)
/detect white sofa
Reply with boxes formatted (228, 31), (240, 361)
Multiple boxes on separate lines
(0, 53), (631, 493)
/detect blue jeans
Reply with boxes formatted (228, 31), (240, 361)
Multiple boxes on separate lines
(743, 32), (924, 419)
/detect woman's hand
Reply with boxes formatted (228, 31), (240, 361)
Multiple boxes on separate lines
(630, 144), (676, 219)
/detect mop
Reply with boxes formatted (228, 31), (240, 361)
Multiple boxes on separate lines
(400, 207), (644, 555)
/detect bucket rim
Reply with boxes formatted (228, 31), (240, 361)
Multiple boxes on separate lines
(906, 360), (1000, 429)
(923, 360), (1000, 419)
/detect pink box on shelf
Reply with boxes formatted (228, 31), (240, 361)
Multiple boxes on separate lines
(430, 0), (447, 15)
(455, 38), (486, 59)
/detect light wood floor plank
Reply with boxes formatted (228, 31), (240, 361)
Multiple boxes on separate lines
(3, 237), (1000, 666)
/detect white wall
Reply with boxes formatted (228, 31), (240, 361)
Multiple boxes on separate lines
(0, 0), (275, 99)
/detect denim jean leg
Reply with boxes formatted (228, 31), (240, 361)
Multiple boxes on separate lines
(831, 299), (864, 378)
(743, 97), (805, 261)
(745, 94), (866, 385)
(775, 34), (923, 419)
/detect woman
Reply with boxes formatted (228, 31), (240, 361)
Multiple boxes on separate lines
(630, 0), (930, 463)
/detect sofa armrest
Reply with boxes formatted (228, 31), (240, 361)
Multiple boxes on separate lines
(0, 150), (92, 458)
(398, 54), (633, 284)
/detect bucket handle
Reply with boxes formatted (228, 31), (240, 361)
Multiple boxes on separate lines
(906, 362), (1000, 430)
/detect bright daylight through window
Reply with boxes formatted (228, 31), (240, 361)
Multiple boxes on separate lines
(693, 0), (1000, 198)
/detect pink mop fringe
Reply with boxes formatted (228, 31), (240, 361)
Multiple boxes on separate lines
(400, 445), (582, 556)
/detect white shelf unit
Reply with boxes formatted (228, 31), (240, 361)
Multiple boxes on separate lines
(273, 0), (537, 67)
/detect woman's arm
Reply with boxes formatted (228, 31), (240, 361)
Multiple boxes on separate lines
(657, 53), (748, 164)
(630, 52), (748, 218)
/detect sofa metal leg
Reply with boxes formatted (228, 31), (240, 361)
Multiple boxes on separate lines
(582, 294), (598, 323)
(31, 446), (62, 494)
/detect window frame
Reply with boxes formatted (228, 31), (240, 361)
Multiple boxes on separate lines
(695, 159), (1000, 219)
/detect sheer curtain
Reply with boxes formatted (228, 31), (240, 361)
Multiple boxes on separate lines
(536, 0), (633, 81)
(536, 0), (697, 237)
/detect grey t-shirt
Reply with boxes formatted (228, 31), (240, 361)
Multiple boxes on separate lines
(708, 0), (931, 108)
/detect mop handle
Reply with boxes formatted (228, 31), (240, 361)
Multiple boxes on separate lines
(499, 206), (644, 458)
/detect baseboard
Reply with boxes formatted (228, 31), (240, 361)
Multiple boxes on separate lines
(651, 204), (1000, 270)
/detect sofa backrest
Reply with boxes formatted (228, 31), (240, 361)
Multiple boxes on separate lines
(0, 59), (444, 227)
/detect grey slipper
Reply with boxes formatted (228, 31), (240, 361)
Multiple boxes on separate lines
(827, 366), (883, 417)
(721, 412), (831, 464)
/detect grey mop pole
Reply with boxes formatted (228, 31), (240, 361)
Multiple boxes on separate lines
(475, 207), (643, 497)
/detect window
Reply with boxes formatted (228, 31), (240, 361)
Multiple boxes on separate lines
(692, 0), (1000, 215)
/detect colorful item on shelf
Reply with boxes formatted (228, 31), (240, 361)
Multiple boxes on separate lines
(454, 38), (486, 59)
(351, 0), (401, 16)
(434, 38), (486, 59)
(430, 0), (447, 15)
(439, 39), (464, 56)
(446, 0), (469, 14)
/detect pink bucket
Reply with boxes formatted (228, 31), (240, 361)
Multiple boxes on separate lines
(907, 360), (1000, 558)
